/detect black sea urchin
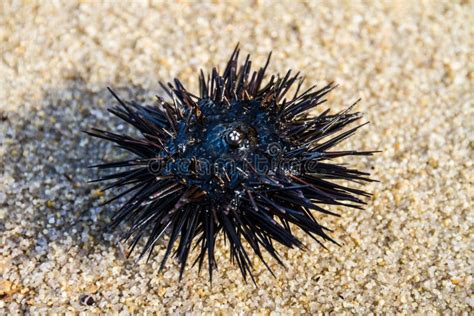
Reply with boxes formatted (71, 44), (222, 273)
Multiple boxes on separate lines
(87, 46), (376, 282)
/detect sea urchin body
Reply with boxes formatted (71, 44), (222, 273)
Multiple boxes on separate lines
(87, 46), (376, 282)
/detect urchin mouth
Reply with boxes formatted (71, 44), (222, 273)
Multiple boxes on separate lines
(225, 129), (244, 148)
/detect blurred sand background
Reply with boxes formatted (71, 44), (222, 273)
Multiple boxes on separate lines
(1, 0), (473, 314)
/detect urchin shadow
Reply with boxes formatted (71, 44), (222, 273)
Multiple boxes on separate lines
(1, 80), (160, 258)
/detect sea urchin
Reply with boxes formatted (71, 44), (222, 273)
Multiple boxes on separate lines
(87, 46), (376, 282)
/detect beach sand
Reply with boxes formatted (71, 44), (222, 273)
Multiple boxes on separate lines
(1, 0), (472, 313)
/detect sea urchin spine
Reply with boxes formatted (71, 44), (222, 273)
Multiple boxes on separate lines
(87, 46), (376, 282)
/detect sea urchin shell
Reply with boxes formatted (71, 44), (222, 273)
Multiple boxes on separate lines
(87, 46), (376, 282)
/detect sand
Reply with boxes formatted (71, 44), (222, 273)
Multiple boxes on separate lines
(1, 0), (472, 314)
